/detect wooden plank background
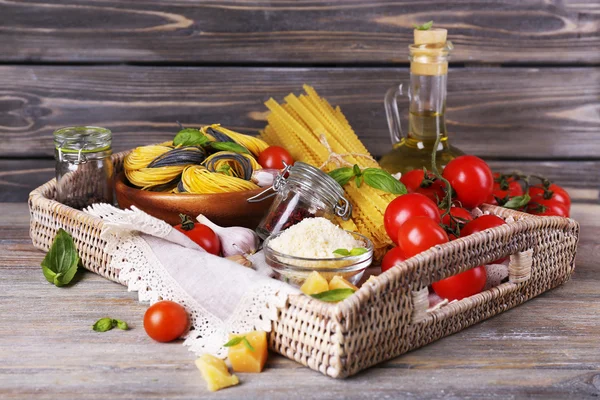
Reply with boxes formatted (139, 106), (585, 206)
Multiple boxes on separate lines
(0, 0), (598, 202)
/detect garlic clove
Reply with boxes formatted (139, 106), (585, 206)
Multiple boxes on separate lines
(196, 214), (259, 257)
(225, 254), (253, 268)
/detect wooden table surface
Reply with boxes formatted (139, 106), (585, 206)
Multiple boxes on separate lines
(1, 200), (599, 399)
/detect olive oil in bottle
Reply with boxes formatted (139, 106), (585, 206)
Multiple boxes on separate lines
(380, 26), (463, 174)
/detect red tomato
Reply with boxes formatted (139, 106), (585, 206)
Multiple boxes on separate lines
(486, 173), (524, 205)
(442, 155), (494, 209)
(461, 215), (507, 263)
(381, 246), (407, 273)
(441, 207), (473, 231)
(400, 169), (446, 203)
(384, 193), (441, 244)
(528, 184), (571, 208)
(397, 216), (449, 258)
(258, 146), (294, 169)
(526, 197), (570, 217)
(174, 215), (221, 255)
(144, 301), (189, 343)
(432, 265), (487, 301)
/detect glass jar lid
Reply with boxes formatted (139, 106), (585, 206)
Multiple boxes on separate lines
(54, 126), (112, 153)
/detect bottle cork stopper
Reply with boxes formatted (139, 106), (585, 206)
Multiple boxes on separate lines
(414, 28), (447, 45)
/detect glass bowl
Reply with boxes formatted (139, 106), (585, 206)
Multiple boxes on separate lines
(263, 231), (373, 287)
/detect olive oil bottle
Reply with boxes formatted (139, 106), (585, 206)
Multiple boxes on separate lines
(379, 26), (463, 174)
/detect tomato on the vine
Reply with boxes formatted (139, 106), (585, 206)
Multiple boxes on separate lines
(442, 155), (494, 209)
(397, 216), (449, 258)
(441, 206), (473, 231)
(384, 193), (441, 244)
(526, 197), (570, 217)
(258, 146), (294, 169)
(144, 300), (189, 343)
(400, 169), (446, 203)
(486, 173), (524, 205)
(381, 246), (407, 273)
(174, 215), (221, 255)
(528, 184), (571, 208)
(461, 215), (507, 263)
(432, 265), (487, 301)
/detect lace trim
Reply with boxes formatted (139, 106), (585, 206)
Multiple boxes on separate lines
(88, 204), (295, 358)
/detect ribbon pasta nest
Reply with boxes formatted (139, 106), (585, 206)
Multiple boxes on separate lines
(124, 124), (268, 194)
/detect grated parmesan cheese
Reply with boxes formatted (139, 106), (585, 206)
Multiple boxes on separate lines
(268, 217), (363, 258)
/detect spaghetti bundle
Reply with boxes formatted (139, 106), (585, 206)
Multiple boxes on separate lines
(261, 85), (397, 259)
(124, 125), (263, 194)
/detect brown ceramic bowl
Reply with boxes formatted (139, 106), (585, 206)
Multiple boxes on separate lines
(114, 172), (272, 228)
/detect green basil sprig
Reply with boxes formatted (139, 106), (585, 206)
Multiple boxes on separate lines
(223, 336), (255, 352)
(310, 288), (356, 303)
(328, 164), (407, 195)
(210, 141), (249, 154)
(333, 247), (368, 257)
(41, 228), (79, 287)
(414, 20), (433, 31)
(93, 318), (129, 332)
(173, 128), (210, 147)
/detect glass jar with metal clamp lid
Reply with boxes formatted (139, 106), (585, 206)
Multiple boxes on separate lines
(250, 162), (352, 240)
(54, 126), (114, 209)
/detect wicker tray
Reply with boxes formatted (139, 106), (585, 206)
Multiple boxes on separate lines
(29, 151), (580, 378)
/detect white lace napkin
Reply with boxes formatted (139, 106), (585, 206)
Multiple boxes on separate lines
(84, 204), (299, 357)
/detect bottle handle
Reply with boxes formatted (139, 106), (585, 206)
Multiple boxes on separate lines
(384, 83), (405, 145)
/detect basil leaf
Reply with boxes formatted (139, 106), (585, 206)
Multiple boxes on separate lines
(503, 194), (531, 209)
(242, 337), (255, 352)
(40, 228), (79, 287)
(333, 248), (351, 256)
(223, 336), (244, 347)
(311, 288), (356, 303)
(333, 247), (367, 257)
(173, 128), (209, 147)
(93, 318), (114, 332)
(349, 247), (368, 256)
(210, 141), (249, 154)
(353, 164), (362, 176)
(363, 168), (407, 195)
(414, 20), (433, 31)
(115, 319), (129, 330)
(328, 167), (354, 187)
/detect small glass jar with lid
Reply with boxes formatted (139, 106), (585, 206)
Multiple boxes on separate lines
(252, 162), (352, 239)
(53, 126), (114, 209)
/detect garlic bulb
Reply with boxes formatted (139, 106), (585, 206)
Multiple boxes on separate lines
(196, 214), (259, 257)
(251, 169), (279, 187)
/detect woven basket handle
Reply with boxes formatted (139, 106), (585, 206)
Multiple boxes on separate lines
(408, 223), (536, 324)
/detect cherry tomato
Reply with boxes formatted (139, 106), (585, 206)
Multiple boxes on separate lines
(461, 215), (507, 263)
(441, 207), (473, 231)
(384, 193), (441, 244)
(486, 173), (524, 205)
(432, 265), (487, 301)
(144, 300), (189, 343)
(442, 155), (494, 209)
(397, 216), (449, 258)
(174, 215), (221, 255)
(400, 169), (446, 203)
(381, 246), (407, 273)
(528, 184), (571, 208)
(526, 197), (570, 217)
(258, 146), (294, 169)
